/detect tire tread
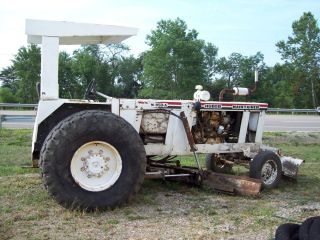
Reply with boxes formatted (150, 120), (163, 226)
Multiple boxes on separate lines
(40, 110), (146, 210)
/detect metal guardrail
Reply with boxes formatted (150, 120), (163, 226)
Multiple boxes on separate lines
(0, 103), (319, 128)
(0, 103), (318, 113)
(0, 103), (37, 128)
(0, 103), (37, 108)
(267, 108), (318, 114)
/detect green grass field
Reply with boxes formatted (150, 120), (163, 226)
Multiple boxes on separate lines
(0, 129), (319, 239)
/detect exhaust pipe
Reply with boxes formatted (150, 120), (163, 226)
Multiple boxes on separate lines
(219, 69), (259, 101)
(250, 69), (259, 93)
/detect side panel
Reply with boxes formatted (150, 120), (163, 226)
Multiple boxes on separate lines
(238, 111), (250, 143)
(255, 111), (266, 143)
(112, 98), (120, 115)
(142, 109), (190, 156)
(120, 99), (142, 132)
(120, 110), (143, 132)
(164, 112), (189, 155)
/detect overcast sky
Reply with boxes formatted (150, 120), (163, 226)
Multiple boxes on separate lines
(0, 0), (319, 71)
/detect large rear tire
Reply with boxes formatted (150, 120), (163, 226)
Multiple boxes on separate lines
(40, 110), (146, 210)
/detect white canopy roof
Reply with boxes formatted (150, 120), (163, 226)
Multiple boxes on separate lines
(25, 19), (138, 45)
(25, 19), (138, 100)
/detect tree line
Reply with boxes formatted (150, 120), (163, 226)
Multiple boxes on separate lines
(0, 12), (319, 108)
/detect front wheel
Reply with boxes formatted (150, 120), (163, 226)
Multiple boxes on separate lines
(249, 150), (282, 189)
(40, 110), (146, 210)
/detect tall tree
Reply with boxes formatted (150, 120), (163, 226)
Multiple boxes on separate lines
(0, 66), (17, 91)
(117, 55), (143, 98)
(141, 18), (206, 99)
(59, 51), (79, 99)
(239, 52), (265, 87)
(216, 52), (264, 89)
(252, 64), (292, 107)
(72, 45), (102, 89)
(203, 42), (219, 84)
(276, 12), (320, 108)
(101, 44), (130, 97)
(0, 87), (18, 103)
(216, 53), (243, 88)
(72, 44), (132, 98)
(13, 44), (41, 103)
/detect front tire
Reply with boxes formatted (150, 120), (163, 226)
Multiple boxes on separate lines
(249, 150), (282, 189)
(40, 110), (146, 210)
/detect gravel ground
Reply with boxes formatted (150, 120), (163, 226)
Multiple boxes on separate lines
(1, 172), (320, 240)
(1, 131), (319, 239)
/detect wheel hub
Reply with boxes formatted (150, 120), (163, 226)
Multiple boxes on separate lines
(70, 141), (122, 192)
(261, 160), (277, 185)
(81, 151), (110, 178)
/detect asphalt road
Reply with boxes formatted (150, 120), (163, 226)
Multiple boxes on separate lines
(1, 114), (320, 132)
(1, 121), (34, 129)
(264, 114), (320, 132)
(1, 115), (35, 129)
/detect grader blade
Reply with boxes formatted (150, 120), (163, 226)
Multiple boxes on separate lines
(280, 156), (304, 179)
(203, 171), (262, 196)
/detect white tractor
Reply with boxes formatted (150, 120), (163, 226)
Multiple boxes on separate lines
(27, 19), (303, 210)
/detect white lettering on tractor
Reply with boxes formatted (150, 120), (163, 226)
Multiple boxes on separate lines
(203, 104), (222, 109)
(155, 102), (168, 108)
(232, 105), (260, 110)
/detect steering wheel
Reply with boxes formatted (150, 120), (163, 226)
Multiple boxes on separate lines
(84, 80), (97, 100)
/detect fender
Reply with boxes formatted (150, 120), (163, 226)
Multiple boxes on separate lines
(32, 100), (111, 163)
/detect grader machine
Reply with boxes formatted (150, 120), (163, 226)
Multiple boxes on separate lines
(27, 19), (303, 210)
